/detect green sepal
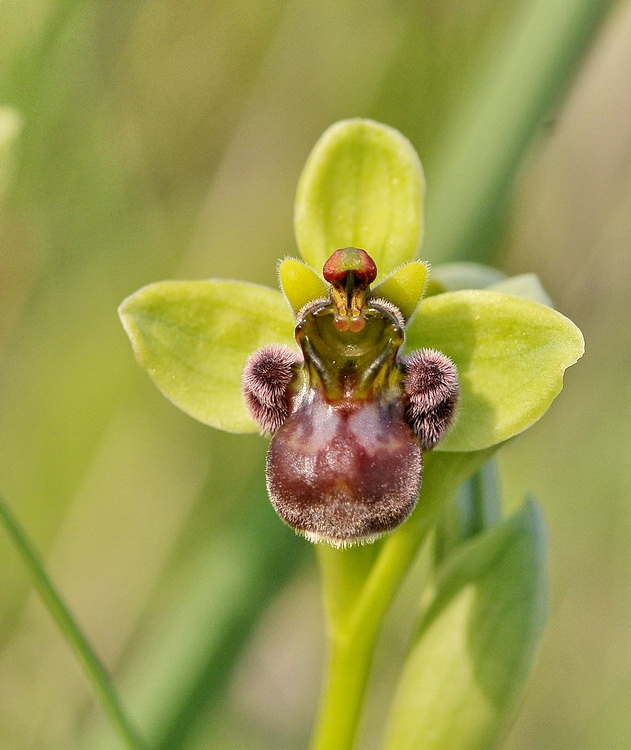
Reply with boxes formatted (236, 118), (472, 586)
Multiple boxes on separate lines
(383, 499), (547, 750)
(372, 260), (429, 320)
(278, 257), (328, 315)
(119, 280), (296, 433)
(405, 290), (584, 452)
(425, 264), (554, 309)
(489, 273), (554, 307)
(294, 119), (425, 278)
(425, 262), (506, 297)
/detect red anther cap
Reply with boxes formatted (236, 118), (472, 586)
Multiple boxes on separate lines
(323, 248), (377, 285)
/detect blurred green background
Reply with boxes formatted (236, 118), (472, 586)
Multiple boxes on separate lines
(1, 1), (630, 748)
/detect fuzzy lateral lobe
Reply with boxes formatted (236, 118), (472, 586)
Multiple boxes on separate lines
(403, 348), (459, 451)
(242, 345), (302, 434)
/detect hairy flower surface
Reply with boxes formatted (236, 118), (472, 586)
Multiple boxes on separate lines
(245, 246), (458, 546)
(119, 119), (584, 546)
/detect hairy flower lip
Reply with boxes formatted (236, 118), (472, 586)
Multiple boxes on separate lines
(300, 529), (386, 549)
(265, 392), (423, 546)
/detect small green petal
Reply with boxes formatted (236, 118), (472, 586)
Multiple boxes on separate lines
(383, 500), (546, 750)
(372, 260), (429, 320)
(278, 257), (328, 315)
(295, 119), (425, 277)
(405, 290), (585, 452)
(119, 280), (296, 433)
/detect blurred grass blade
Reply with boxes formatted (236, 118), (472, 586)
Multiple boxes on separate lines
(80, 473), (306, 750)
(0, 106), (22, 199)
(0, 497), (147, 750)
(383, 499), (547, 750)
(151, 500), (305, 750)
(425, 0), (616, 263)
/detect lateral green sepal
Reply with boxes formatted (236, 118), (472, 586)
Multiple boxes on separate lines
(405, 290), (584, 451)
(119, 280), (296, 433)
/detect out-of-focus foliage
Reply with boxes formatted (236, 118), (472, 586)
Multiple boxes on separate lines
(0, 1), (629, 749)
(383, 501), (546, 750)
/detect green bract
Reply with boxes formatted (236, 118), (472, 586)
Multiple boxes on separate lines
(383, 500), (546, 750)
(120, 118), (583, 454)
(120, 280), (295, 433)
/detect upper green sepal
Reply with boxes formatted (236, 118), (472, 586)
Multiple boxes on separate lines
(119, 279), (296, 433)
(294, 119), (425, 278)
(383, 499), (547, 750)
(405, 290), (584, 452)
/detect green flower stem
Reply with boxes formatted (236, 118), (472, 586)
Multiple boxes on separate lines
(309, 632), (375, 750)
(0, 497), (148, 750)
(310, 449), (494, 750)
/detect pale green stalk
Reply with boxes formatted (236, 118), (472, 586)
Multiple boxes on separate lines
(309, 450), (493, 750)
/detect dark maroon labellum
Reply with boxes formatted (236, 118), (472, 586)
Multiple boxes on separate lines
(242, 248), (459, 547)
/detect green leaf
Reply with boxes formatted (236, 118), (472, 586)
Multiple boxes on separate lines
(405, 290), (584, 452)
(278, 257), (328, 314)
(119, 280), (296, 433)
(372, 260), (429, 321)
(383, 499), (547, 750)
(295, 119), (425, 277)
